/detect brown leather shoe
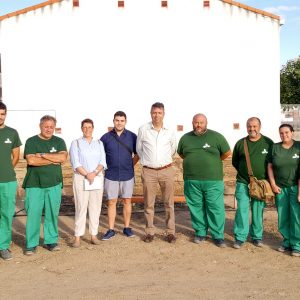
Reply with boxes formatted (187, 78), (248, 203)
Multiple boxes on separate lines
(143, 234), (154, 243)
(166, 234), (176, 243)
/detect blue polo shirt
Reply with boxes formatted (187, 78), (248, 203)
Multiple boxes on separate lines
(100, 129), (137, 181)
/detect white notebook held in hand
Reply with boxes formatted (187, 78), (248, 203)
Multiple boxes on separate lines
(84, 175), (103, 191)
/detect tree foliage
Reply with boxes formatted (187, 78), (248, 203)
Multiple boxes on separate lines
(280, 57), (300, 104)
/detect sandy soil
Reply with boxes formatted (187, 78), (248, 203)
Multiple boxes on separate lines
(1, 202), (300, 300)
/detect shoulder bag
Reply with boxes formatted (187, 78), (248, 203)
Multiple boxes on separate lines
(110, 132), (134, 158)
(243, 139), (274, 202)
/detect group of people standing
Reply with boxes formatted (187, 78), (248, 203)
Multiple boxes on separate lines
(0, 101), (299, 261)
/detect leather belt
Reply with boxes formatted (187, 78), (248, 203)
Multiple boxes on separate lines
(143, 163), (172, 171)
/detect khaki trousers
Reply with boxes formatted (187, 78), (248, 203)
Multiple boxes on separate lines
(142, 167), (175, 235)
(73, 173), (103, 236)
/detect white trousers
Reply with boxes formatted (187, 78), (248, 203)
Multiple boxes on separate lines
(73, 173), (103, 236)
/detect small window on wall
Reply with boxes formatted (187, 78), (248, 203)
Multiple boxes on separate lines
(73, 0), (79, 7)
(177, 125), (183, 132)
(203, 1), (210, 8)
(55, 128), (62, 134)
(233, 123), (240, 130)
(118, 1), (125, 8)
(161, 1), (168, 8)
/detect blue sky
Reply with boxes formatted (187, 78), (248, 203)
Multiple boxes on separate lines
(242, 0), (300, 66)
(0, 0), (299, 66)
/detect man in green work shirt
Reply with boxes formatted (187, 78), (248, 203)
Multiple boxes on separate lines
(232, 117), (273, 249)
(0, 102), (22, 261)
(23, 115), (67, 255)
(177, 114), (231, 247)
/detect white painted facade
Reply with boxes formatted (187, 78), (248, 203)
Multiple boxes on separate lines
(0, 0), (281, 149)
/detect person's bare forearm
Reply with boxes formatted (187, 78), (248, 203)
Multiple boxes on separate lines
(26, 155), (56, 166)
(12, 147), (20, 167)
(42, 152), (67, 163)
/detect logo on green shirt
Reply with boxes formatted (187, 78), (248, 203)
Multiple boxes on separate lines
(4, 138), (12, 144)
(292, 154), (299, 159)
(261, 149), (268, 154)
(50, 147), (57, 153)
(203, 143), (210, 148)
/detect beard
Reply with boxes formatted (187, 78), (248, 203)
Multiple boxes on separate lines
(193, 127), (207, 135)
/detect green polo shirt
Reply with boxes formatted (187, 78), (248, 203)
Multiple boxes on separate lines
(22, 135), (67, 188)
(0, 126), (22, 182)
(177, 129), (230, 180)
(267, 141), (300, 188)
(232, 135), (273, 184)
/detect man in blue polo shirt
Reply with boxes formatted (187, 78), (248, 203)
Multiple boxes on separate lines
(100, 111), (139, 240)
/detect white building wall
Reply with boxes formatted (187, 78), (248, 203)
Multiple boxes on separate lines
(0, 0), (281, 148)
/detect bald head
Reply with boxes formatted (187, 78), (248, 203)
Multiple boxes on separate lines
(193, 113), (208, 135)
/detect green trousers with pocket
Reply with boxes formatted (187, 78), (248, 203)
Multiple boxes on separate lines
(276, 186), (300, 251)
(0, 181), (17, 250)
(184, 180), (225, 239)
(234, 182), (265, 242)
(25, 184), (62, 249)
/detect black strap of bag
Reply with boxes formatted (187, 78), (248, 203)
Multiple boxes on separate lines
(110, 132), (133, 156)
(243, 139), (254, 177)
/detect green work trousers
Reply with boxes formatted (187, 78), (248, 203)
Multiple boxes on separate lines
(25, 184), (62, 248)
(276, 186), (300, 251)
(0, 181), (17, 250)
(234, 182), (265, 242)
(184, 180), (225, 239)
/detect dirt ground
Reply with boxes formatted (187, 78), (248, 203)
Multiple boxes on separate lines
(1, 200), (300, 300)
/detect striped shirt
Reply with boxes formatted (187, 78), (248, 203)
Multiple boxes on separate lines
(69, 137), (107, 173)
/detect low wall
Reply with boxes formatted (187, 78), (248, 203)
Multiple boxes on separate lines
(15, 155), (237, 200)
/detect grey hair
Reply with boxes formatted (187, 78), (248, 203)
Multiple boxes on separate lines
(40, 115), (57, 125)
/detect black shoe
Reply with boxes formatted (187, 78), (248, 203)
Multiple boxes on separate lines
(233, 240), (244, 249)
(193, 236), (206, 244)
(44, 243), (60, 251)
(214, 239), (226, 248)
(252, 240), (263, 247)
(25, 247), (37, 256)
(0, 249), (12, 261)
(277, 245), (292, 253)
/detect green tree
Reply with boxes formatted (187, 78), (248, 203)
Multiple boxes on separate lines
(281, 57), (300, 104)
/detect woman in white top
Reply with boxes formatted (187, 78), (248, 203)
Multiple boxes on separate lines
(69, 119), (107, 247)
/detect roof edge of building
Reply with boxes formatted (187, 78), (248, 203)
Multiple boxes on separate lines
(0, 0), (280, 22)
(222, 0), (280, 21)
(0, 0), (64, 22)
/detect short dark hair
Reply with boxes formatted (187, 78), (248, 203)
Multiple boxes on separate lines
(114, 111), (127, 120)
(279, 123), (294, 132)
(0, 101), (7, 113)
(81, 118), (94, 128)
(246, 117), (261, 126)
(40, 115), (57, 125)
(151, 102), (164, 111)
